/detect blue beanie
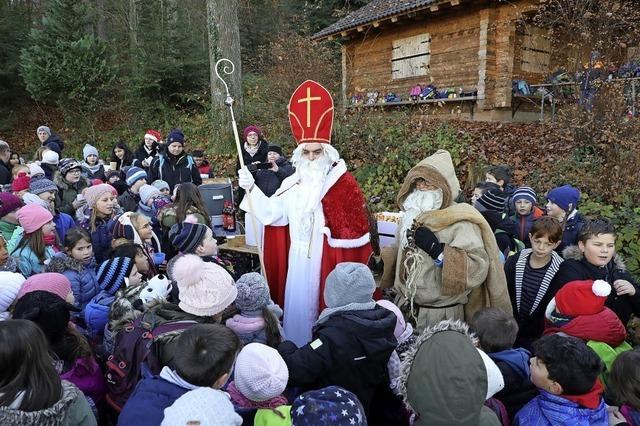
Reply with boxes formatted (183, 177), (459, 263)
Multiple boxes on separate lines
(291, 386), (365, 426)
(97, 257), (135, 295)
(167, 129), (185, 146)
(513, 186), (537, 205)
(547, 185), (580, 212)
(125, 166), (147, 187)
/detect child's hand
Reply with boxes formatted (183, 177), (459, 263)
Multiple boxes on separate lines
(613, 279), (636, 296)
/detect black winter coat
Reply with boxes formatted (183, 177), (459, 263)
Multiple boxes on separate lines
(149, 153), (201, 191)
(552, 245), (640, 326)
(505, 251), (564, 348)
(236, 141), (270, 204)
(255, 157), (295, 197)
(278, 306), (397, 417)
(0, 160), (11, 185)
(132, 142), (158, 169)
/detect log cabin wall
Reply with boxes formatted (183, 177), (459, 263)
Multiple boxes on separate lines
(341, 0), (540, 116)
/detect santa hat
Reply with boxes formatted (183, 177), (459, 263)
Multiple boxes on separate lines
(547, 279), (611, 318)
(144, 129), (161, 143)
(288, 80), (334, 144)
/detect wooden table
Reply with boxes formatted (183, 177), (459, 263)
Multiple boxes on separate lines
(218, 242), (260, 272)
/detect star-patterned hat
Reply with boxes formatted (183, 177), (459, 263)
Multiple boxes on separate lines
(291, 385), (366, 426)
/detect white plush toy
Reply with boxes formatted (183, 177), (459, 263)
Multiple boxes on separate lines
(140, 274), (172, 306)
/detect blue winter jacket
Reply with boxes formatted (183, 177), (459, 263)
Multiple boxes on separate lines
(80, 210), (114, 264)
(46, 253), (100, 319)
(84, 291), (115, 341)
(54, 212), (77, 243)
(556, 212), (585, 254)
(117, 373), (190, 426)
(513, 391), (608, 426)
(8, 227), (56, 277)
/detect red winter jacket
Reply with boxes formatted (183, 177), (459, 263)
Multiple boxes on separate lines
(544, 307), (627, 347)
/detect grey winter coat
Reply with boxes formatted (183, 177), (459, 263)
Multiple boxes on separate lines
(0, 380), (96, 426)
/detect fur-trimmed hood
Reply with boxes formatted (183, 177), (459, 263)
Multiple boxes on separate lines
(397, 150), (461, 210)
(0, 380), (85, 426)
(46, 252), (95, 274)
(399, 320), (501, 425)
(562, 245), (626, 271)
(53, 171), (90, 191)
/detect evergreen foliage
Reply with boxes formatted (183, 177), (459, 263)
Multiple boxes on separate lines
(20, 0), (116, 118)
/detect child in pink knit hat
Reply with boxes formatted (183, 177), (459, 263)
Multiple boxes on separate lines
(15, 272), (74, 304)
(11, 204), (57, 276)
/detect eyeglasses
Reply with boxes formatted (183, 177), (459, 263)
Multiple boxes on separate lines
(68, 169), (82, 174)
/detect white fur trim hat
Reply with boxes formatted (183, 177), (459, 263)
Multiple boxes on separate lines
(171, 254), (237, 317)
(41, 150), (59, 165)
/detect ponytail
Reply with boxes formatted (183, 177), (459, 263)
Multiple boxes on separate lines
(262, 307), (282, 349)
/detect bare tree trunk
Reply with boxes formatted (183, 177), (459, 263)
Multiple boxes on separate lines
(206, 0), (242, 114)
(128, 0), (138, 61)
(206, 0), (242, 152)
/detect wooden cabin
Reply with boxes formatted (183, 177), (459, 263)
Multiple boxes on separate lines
(311, 0), (563, 121)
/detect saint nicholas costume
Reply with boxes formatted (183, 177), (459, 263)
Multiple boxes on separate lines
(240, 80), (372, 346)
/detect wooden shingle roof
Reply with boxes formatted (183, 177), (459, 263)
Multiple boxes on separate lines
(311, 0), (438, 40)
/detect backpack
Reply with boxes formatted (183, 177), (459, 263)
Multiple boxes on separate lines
(495, 228), (525, 257)
(587, 340), (632, 387)
(420, 85), (436, 100)
(104, 310), (197, 412)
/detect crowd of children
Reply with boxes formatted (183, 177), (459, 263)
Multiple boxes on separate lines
(1, 126), (640, 426)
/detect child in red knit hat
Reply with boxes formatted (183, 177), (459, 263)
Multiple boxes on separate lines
(544, 279), (626, 346)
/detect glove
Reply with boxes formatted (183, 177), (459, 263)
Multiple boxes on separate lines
(412, 226), (444, 259)
(237, 167), (255, 190)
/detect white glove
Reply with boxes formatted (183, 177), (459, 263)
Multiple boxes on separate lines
(238, 167), (255, 190)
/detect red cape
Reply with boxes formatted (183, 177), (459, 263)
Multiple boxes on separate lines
(262, 171), (372, 310)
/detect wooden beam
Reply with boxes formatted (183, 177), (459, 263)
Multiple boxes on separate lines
(356, 26), (364, 32)
(327, 35), (334, 41)
(430, 5), (439, 12)
(451, 0), (460, 5)
(391, 16), (398, 23)
(340, 31), (349, 37)
(373, 21), (380, 28)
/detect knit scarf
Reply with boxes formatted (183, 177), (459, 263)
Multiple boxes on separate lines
(244, 142), (260, 157)
(138, 201), (154, 216)
(44, 234), (59, 252)
(82, 161), (101, 174)
(227, 381), (288, 412)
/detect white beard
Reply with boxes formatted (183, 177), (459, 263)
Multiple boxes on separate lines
(295, 155), (333, 236)
(400, 189), (443, 247)
(297, 155), (332, 212)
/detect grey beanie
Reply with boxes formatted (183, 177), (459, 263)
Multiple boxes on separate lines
(37, 126), (51, 137)
(235, 273), (270, 315)
(324, 262), (375, 308)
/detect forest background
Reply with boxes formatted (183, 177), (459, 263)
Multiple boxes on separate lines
(1, 0), (640, 275)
